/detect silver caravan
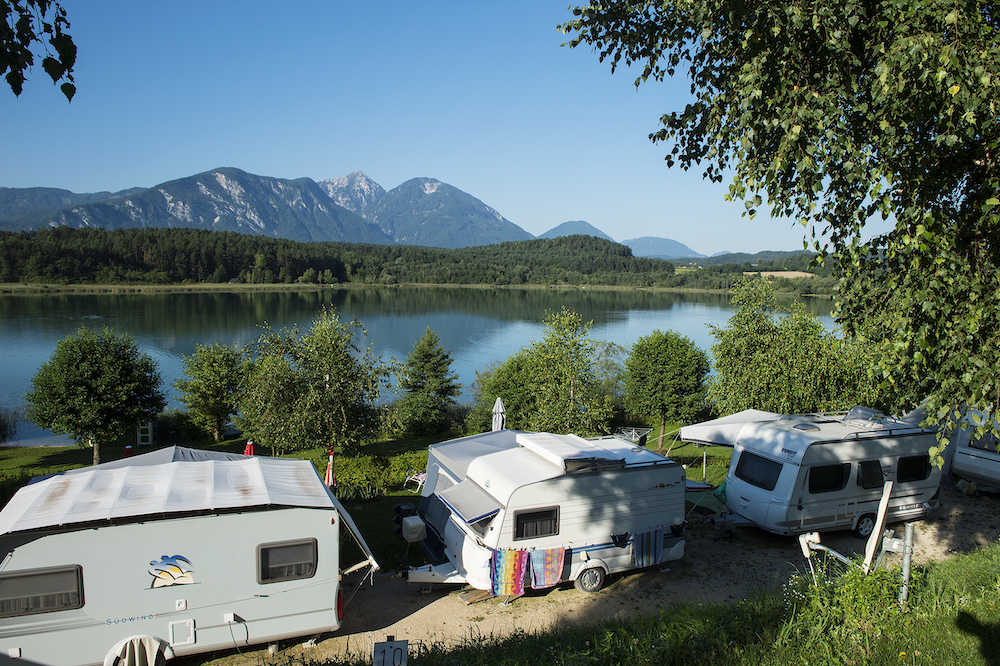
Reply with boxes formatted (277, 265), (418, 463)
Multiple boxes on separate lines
(679, 408), (942, 538)
(403, 430), (686, 594)
(0, 447), (378, 666)
(946, 410), (1000, 491)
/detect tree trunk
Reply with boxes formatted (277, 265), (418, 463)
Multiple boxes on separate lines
(90, 439), (101, 466)
(657, 418), (666, 451)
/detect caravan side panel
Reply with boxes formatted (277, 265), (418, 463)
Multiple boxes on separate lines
(0, 508), (342, 666)
(727, 434), (941, 536)
(494, 465), (686, 580)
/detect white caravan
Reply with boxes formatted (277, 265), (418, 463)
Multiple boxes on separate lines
(915, 406), (1000, 491)
(679, 407), (942, 537)
(0, 446), (378, 666)
(403, 430), (686, 594)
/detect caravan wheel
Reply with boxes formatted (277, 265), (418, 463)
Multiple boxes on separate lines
(574, 567), (606, 593)
(853, 513), (876, 539)
(104, 636), (171, 666)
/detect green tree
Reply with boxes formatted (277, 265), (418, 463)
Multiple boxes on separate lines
(24, 326), (165, 465)
(707, 277), (880, 416)
(2, 0), (76, 99)
(472, 307), (615, 436)
(396, 327), (461, 437)
(562, 1), (1000, 437)
(173, 342), (247, 443)
(625, 329), (709, 448)
(235, 309), (391, 455)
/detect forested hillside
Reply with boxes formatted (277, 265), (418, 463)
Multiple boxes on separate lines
(0, 227), (828, 291)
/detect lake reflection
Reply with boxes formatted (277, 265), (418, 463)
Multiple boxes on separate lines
(0, 286), (834, 446)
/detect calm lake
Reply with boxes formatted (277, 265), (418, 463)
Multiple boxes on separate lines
(0, 286), (835, 446)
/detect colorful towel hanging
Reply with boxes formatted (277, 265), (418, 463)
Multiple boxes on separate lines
(529, 547), (565, 589)
(633, 526), (664, 568)
(491, 549), (528, 597)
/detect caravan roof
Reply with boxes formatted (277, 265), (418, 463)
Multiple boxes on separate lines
(431, 431), (672, 509)
(0, 446), (343, 536)
(680, 409), (930, 463)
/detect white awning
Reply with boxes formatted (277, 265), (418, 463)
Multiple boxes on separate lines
(4, 447), (335, 534)
(438, 479), (502, 524)
(678, 409), (784, 447)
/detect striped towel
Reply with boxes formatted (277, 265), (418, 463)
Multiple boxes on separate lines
(633, 526), (664, 568)
(529, 547), (565, 589)
(490, 549), (528, 597)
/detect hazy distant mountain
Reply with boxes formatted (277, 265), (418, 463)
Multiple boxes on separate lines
(317, 171), (385, 215)
(696, 250), (815, 266)
(0, 186), (144, 225)
(538, 220), (614, 242)
(1, 168), (392, 244)
(623, 236), (704, 259)
(362, 177), (534, 249)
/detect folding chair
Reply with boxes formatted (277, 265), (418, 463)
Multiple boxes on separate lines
(404, 469), (427, 493)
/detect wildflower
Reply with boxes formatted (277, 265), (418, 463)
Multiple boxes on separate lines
(899, 652), (907, 659)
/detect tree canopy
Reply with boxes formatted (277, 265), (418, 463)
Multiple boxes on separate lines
(235, 310), (391, 455)
(173, 342), (247, 443)
(707, 277), (881, 416)
(562, 1), (1000, 437)
(24, 326), (165, 464)
(470, 307), (615, 436)
(624, 329), (709, 446)
(2, 0), (76, 100)
(396, 327), (461, 436)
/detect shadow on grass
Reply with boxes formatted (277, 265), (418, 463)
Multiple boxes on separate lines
(956, 611), (1000, 666)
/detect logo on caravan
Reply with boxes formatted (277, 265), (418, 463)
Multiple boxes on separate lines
(149, 555), (195, 588)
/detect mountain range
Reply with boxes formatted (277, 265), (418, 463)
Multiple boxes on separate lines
(0, 168), (704, 258)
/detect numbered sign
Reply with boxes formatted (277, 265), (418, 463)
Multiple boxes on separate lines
(373, 639), (408, 666)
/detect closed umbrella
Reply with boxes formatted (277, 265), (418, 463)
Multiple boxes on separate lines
(492, 397), (506, 432)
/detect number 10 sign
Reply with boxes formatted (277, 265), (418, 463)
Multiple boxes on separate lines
(374, 638), (408, 666)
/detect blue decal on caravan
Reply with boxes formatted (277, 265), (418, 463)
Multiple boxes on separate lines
(149, 555), (195, 588)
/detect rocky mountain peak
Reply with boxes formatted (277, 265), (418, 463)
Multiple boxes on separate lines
(317, 171), (386, 214)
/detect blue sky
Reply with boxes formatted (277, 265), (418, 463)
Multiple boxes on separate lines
(1, 1), (824, 255)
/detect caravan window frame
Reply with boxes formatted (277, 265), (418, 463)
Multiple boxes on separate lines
(808, 463), (851, 494)
(897, 455), (932, 483)
(513, 506), (560, 541)
(734, 450), (783, 492)
(0, 564), (84, 618)
(257, 538), (318, 584)
(857, 460), (885, 489)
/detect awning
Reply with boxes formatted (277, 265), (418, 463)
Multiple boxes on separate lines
(678, 409), (783, 447)
(438, 479), (502, 524)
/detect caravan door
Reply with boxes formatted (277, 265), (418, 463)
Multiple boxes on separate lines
(727, 448), (787, 529)
(796, 462), (854, 533)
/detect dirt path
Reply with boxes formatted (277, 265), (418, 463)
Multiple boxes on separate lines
(199, 487), (1000, 665)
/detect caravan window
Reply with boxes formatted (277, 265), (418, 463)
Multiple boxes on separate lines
(808, 463), (850, 493)
(857, 460), (885, 489)
(514, 507), (559, 540)
(0, 565), (84, 618)
(969, 432), (1000, 453)
(897, 455), (931, 483)
(257, 539), (317, 583)
(734, 451), (783, 491)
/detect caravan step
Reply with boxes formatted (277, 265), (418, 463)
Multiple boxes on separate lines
(458, 588), (492, 605)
